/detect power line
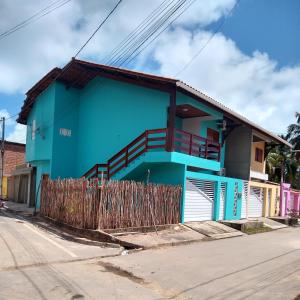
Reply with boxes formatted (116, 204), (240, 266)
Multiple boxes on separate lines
(113, 0), (188, 67)
(18, 1), (124, 122)
(0, 0), (64, 37)
(0, 0), (72, 40)
(122, 0), (197, 67)
(106, 0), (195, 67)
(74, 0), (124, 58)
(104, 0), (176, 65)
(174, 0), (240, 77)
(4, 112), (19, 121)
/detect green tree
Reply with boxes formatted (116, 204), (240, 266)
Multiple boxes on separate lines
(287, 112), (300, 160)
(266, 112), (300, 189)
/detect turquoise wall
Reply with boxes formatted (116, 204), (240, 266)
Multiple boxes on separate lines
(26, 83), (56, 163)
(184, 171), (243, 221)
(25, 83), (56, 208)
(25, 75), (230, 210)
(51, 83), (79, 179)
(76, 77), (170, 177)
(123, 162), (185, 186)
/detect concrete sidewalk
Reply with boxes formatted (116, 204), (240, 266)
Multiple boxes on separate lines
(114, 224), (206, 249)
(2, 200), (35, 216)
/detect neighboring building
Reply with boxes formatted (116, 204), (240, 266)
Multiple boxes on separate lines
(1, 141), (25, 198)
(17, 59), (291, 221)
(280, 183), (300, 217)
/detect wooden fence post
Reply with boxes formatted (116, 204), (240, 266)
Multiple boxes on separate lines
(39, 174), (49, 214)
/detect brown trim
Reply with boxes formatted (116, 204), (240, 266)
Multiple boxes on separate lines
(79, 68), (174, 93)
(75, 59), (177, 84)
(17, 58), (291, 148)
(166, 89), (176, 152)
(176, 83), (291, 147)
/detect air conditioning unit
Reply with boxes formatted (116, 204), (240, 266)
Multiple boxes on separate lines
(217, 168), (226, 176)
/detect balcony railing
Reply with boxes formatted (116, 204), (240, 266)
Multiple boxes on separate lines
(83, 128), (221, 179)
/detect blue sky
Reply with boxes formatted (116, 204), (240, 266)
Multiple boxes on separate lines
(220, 0), (300, 67)
(0, 0), (299, 142)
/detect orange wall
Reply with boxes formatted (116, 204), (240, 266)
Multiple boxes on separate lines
(251, 141), (265, 173)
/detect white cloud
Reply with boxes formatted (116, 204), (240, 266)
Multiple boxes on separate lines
(0, 0), (236, 94)
(0, 109), (26, 143)
(6, 123), (26, 143)
(0, 0), (298, 135)
(146, 28), (300, 133)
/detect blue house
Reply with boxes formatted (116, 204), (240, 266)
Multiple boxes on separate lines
(17, 59), (289, 222)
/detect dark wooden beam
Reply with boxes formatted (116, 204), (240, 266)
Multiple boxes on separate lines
(82, 66), (174, 93)
(166, 89), (176, 152)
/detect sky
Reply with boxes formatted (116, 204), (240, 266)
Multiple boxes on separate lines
(0, 0), (299, 143)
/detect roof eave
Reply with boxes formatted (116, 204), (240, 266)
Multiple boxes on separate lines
(176, 81), (292, 148)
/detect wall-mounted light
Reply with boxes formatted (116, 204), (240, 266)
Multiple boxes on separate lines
(217, 119), (227, 131)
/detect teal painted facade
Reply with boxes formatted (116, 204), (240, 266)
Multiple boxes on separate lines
(76, 77), (169, 176)
(25, 72), (241, 220)
(184, 171), (243, 221)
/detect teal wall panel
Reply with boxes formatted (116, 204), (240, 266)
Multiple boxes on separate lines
(26, 83), (56, 163)
(185, 171), (243, 221)
(25, 74), (237, 215)
(51, 83), (79, 179)
(76, 77), (169, 177)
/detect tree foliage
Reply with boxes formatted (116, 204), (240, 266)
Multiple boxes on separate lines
(266, 112), (300, 189)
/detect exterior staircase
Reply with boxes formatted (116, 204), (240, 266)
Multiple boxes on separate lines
(83, 127), (221, 180)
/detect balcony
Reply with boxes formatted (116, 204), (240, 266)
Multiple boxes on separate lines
(84, 128), (221, 179)
(250, 170), (269, 181)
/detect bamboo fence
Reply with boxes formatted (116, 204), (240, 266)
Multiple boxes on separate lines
(40, 177), (182, 230)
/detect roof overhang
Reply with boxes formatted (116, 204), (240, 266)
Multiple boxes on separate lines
(17, 59), (291, 148)
(176, 81), (292, 147)
(17, 59), (177, 124)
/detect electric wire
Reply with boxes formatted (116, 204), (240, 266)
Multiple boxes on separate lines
(112, 0), (187, 67)
(19, 0), (124, 125)
(73, 0), (123, 58)
(0, 0), (72, 40)
(103, 0), (171, 64)
(122, 0), (197, 67)
(107, 0), (191, 67)
(105, 0), (177, 65)
(174, 0), (241, 77)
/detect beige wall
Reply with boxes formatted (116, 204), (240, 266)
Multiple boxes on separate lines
(249, 181), (280, 217)
(251, 141), (266, 173)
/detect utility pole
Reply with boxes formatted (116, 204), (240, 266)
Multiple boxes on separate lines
(0, 117), (5, 199)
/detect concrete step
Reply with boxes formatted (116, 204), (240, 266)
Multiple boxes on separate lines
(259, 217), (288, 229)
(184, 221), (244, 239)
(269, 216), (299, 227)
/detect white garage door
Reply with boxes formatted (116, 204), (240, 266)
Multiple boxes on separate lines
(218, 182), (226, 220)
(248, 187), (263, 218)
(184, 179), (214, 222)
(241, 181), (249, 218)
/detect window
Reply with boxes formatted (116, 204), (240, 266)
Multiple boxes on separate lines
(255, 147), (263, 163)
(207, 128), (219, 143)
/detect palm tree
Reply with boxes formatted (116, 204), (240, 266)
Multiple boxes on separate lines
(266, 133), (299, 188)
(287, 112), (300, 159)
